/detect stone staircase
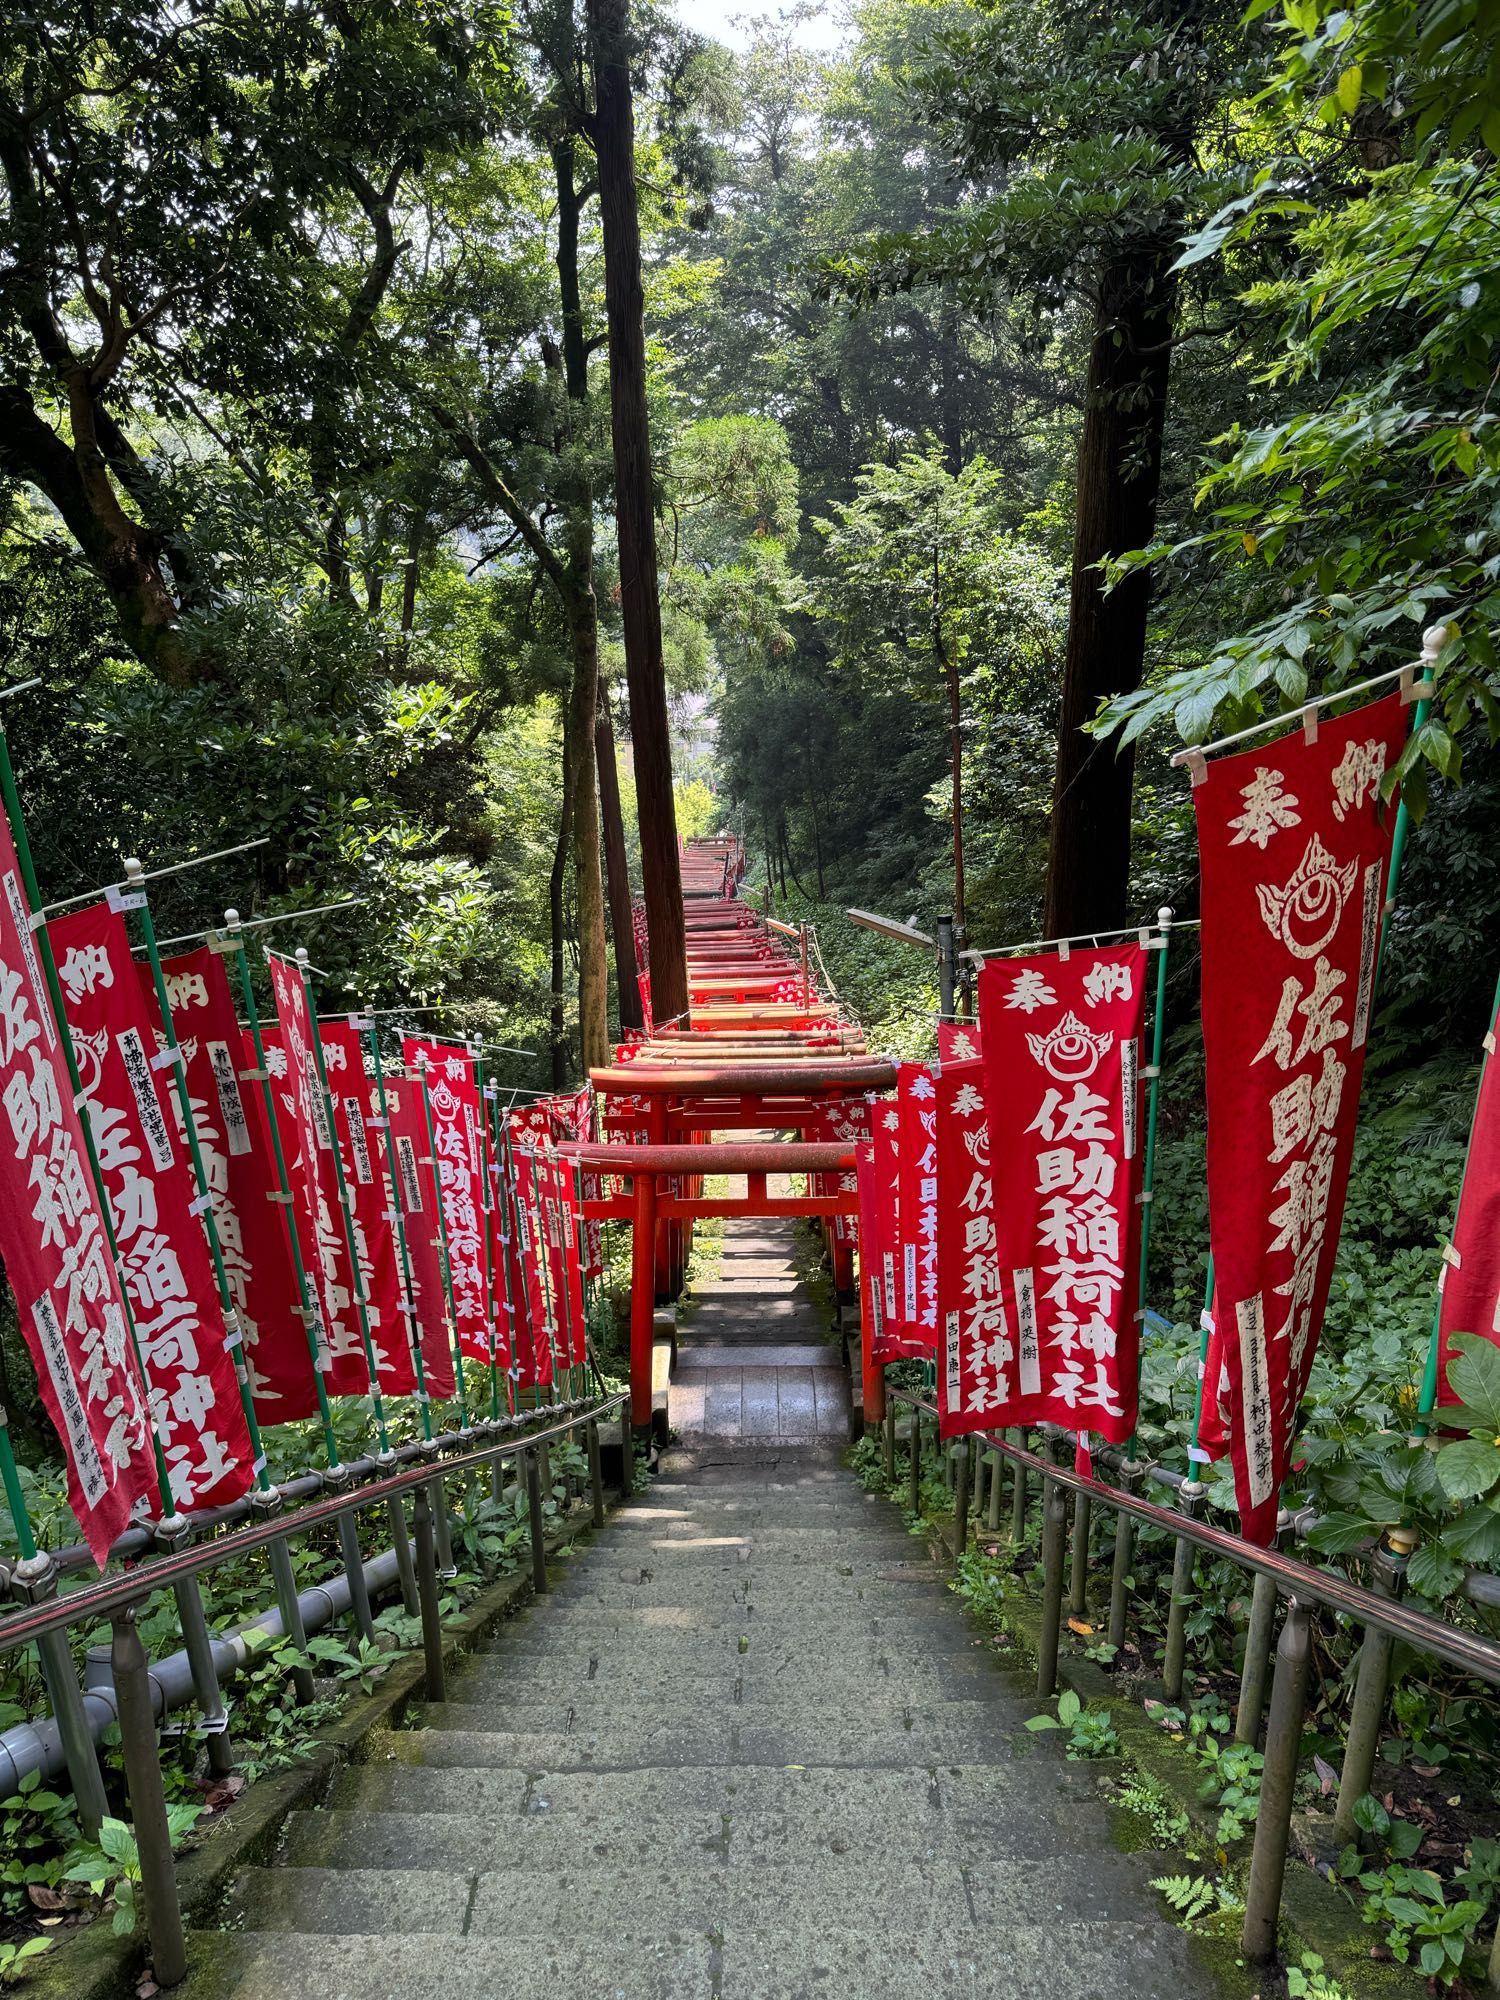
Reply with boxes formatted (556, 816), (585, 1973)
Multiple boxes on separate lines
(186, 1443), (1223, 1999)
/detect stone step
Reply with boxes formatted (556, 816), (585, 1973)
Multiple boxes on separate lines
(220, 1846), (1177, 1938)
(186, 1918), (1211, 1999)
(378, 1703), (1035, 1770)
(443, 1650), (1000, 1708)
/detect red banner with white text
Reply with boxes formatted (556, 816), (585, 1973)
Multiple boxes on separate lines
(320, 1021), (413, 1395)
(869, 1094), (925, 1361)
(1435, 983), (1500, 1411)
(934, 1051), (1011, 1438)
(402, 1039), (489, 1364)
(1195, 693), (1406, 1542)
(383, 1073), (457, 1402)
(265, 955), (368, 1395)
(55, 904), (253, 1513)
(897, 1064), (939, 1350)
(154, 947), (319, 1422)
(977, 942), (1148, 1444)
(1, 863), (154, 1561)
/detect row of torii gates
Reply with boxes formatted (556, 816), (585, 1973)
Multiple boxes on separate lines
(561, 836), (895, 1436)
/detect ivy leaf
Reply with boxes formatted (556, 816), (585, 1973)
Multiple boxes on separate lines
(1434, 1436), (1500, 1501)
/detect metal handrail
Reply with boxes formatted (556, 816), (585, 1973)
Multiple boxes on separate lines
(0, 1395), (625, 1654)
(887, 1391), (1500, 1687)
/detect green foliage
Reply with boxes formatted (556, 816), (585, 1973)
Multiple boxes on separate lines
(1025, 1687), (1121, 1760)
(1285, 1950), (1353, 2000)
(1116, 1768), (1192, 1851)
(0, 1939), (51, 1987)
(64, 1807), (202, 1936)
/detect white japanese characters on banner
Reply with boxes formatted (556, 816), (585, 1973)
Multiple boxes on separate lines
(933, 1047), (1011, 1439)
(403, 1037), (490, 1363)
(1194, 692), (1407, 1543)
(977, 942), (1149, 1444)
(55, 904), (253, 1512)
(0, 838), (154, 1563)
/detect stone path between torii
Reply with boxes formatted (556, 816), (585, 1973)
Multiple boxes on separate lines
(182, 1223), (1225, 1999)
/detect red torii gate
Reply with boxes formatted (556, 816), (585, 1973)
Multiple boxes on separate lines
(568, 1139), (859, 1431)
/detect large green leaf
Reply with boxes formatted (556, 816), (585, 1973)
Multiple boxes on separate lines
(1441, 1502), (1500, 1564)
(1435, 1436), (1500, 1501)
(1406, 1542), (1467, 1602)
(1305, 1511), (1375, 1554)
(1446, 1333), (1500, 1435)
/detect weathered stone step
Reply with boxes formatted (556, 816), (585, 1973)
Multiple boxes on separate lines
(373, 1704), (1036, 1770)
(220, 1845), (1177, 1938)
(186, 1918), (1211, 1999)
(441, 1648), (1000, 1708)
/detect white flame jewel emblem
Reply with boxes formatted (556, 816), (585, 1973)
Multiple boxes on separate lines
(1256, 833), (1357, 959)
(1025, 1011), (1114, 1081)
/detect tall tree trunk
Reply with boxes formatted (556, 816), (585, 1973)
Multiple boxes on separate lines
(553, 139), (610, 1072)
(936, 576), (965, 930)
(1042, 248), (1177, 937)
(587, 0), (688, 1024)
(596, 691), (643, 1032)
(804, 746), (826, 900)
(549, 714), (575, 1089)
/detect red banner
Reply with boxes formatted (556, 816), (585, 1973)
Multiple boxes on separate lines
(869, 1093), (925, 1361)
(1, 868), (154, 1561)
(1435, 986), (1500, 1410)
(1195, 693), (1406, 1541)
(897, 1064), (939, 1349)
(320, 1022), (412, 1396)
(154, 947), (320, 1422)
(402, 1039), (489, 1365)
(383, 1073), (456, 1402)
(933, 1050), (1010, 1437)
(855, 1141), (889, 1368)
(265, 956), (368, 1395)
(510, 1143), (555, 1387)
(54, 904), (253, 1514)
(977, 942), (1148, 1445)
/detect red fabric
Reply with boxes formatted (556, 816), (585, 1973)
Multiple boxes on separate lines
(383, 1074), (456, 1402)
(934, 1051), (1009, 1439)
(54, 904), (253, 1514)
(1436, 989), (1500, 1408)
(855, 1141), (890, 1363)
(510, 1144), (555, 1385)
(3, 874), (154, 1560)
(897, 1064), (939, 1349)
(264, 956), (368, 1395)
(402, 1039), (489, 1364)
(319, 1022), (412, 1395)
(977, 942), (1149, 1445)
(154, 945), (319, 1422)
(869, 1092), (926, 1360)
(1196, 692), (1406, 1542)
(937, 1021), (982, 1065)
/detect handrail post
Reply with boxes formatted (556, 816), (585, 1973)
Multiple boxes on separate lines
(1242, 1595), (1312, 1964)
(387, 1495), (420, 1618)
(525, 1448), (548, 1595)
(1010, 1428), (1028, 1543)
(331, 1482), (376, 1646)
(1162, 1480), (1206, 1703)
(111, 1604), (187, 1988)
(1236, 1510), (1290, 1744)
(587, 1417), (605, 1528)
(412, 1480), (446, 1705)
(952, 1440), (970, 1558)
(1108, 1458), (1144, 1653)
(1068, 1491), (1092, 1622)
(12, 1553), (111, 1838)
(1333, 1534), (1411, 1841)
(1036, 1469), (1069, 1699)
(986, 1447), (1003, 1532)
(629, 1171), (658, 1445)
(908, 1402), (921, 1516)
(618, 1401), (635, 1499)
(882, 1400), (896, 1485)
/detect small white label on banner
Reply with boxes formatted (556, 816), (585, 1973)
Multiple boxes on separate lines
(344, 1096), (374, 1184)
(944, 1309), (960, 1409)
(113, 1024), (178, 1168)
(1014, 1268), (1041, 1396)
(1122, 1037), (1139, 1159)
(1352, 861), (1382, 1052)
(209, 1039), (253, 1156)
